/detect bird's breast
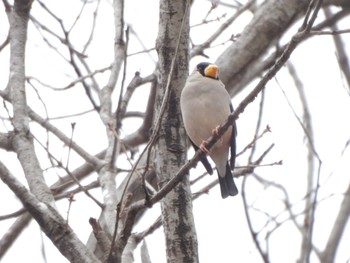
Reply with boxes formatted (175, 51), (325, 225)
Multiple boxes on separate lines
(181, 88), (231, 150)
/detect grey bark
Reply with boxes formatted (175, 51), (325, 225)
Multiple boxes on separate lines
(154, 0), (199, 262)
(216, 0), (310, 97)
(9, 0), (55, 205)
(2, 0), (349, 262)
(0, 161), (101, 263)
(3, 1), (102, 262)
(0, 212), (31, 258)
(320, 182), (350, 262)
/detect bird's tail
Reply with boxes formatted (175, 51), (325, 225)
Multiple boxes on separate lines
(218, 163), (238, 198)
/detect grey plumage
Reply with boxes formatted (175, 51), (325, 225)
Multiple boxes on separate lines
(181, 62), (238, 198)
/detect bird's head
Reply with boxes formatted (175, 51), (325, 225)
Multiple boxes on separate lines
(196, 62), (219, 80)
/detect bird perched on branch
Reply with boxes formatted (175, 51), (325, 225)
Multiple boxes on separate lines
(180, 62), (238, 198)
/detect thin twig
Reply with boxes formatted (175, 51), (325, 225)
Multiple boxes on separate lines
(191, 0), (255, 57)
(26, 66), (111, 90)
(115, 26), (130, 130)
(242, 174), (269, 262)
(33, 135), (104, 208)
(114, 0), (191, 208)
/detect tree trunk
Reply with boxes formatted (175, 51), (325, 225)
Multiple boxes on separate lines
(154, 0), (199, 262)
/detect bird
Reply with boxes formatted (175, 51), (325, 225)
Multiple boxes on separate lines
(180, 62), (238, 198)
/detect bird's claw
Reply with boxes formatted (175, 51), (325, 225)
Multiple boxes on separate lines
(199, 140), (210, 154)
(212, 125), (220, 135)
(212, 125), (223, 143)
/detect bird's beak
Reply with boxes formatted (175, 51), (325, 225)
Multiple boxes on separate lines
(204, 64), (219, 79)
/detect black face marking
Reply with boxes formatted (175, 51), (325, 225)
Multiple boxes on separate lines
(196, 62), (219, 80)
(196, 62), (211, 77)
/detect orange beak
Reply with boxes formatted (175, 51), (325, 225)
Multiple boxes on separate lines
(204, 64), (218, 79)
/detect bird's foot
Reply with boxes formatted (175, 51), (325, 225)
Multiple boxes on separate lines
(199, 140), (210, 154)
(212, 125), (223, 143)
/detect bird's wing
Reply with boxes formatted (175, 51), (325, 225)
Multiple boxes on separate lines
(229, 103), (237, 169)
(189, 138), (214, 175)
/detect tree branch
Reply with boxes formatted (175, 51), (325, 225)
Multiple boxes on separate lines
(320, 181), (350, 262)
(8, 0), (55, 205)
(216, 0), (310, 96)
(0, 161), (101, 263)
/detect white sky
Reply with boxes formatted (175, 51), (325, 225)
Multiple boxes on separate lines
(1, 0), (350, 262)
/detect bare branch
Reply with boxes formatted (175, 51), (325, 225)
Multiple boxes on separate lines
(0, 33), (9, 52)
(320, 181), (350, 262)
(242, 174), (269, 263)
(0, 161), (101, 263)
(285, 60), (322, 262)
(216, 0), (311, 96)
(8, 0), (55, 205)
(140, 0), (324, 205)
(89, 217), (110, 262)
(0, 212), (31, 259)
(0, 132), (13, 151)
(26, 65), (111, 91)
(191, 0), (256, 57)
(323, 7), (350, 89)
(28, 108), (104, 168)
